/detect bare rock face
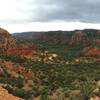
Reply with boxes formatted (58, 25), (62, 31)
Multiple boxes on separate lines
(0, 28), (16, 51)
(0, 86), (24, 100)
(70, 31), (90, 46)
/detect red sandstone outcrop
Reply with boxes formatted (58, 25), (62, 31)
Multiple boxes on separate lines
(0, 28), (16, 51)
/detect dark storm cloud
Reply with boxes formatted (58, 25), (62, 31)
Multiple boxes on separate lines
(31, 0), (100, 23)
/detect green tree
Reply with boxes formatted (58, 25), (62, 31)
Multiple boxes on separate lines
(80, 78), (96, 100)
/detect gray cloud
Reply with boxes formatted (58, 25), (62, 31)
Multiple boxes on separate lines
(0, 0), (100, 23)
(31, 0), (100, 23)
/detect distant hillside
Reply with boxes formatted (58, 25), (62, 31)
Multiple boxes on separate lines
(13, 31), (44, 40)
(13, 29), (100, 46)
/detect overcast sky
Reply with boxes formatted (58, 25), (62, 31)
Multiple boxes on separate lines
(0, 0), (100, 33)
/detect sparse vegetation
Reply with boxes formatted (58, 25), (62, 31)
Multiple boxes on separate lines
(0, 28), (100, 100)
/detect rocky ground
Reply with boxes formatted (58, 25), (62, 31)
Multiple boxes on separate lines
(0, 86), (24, 100)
